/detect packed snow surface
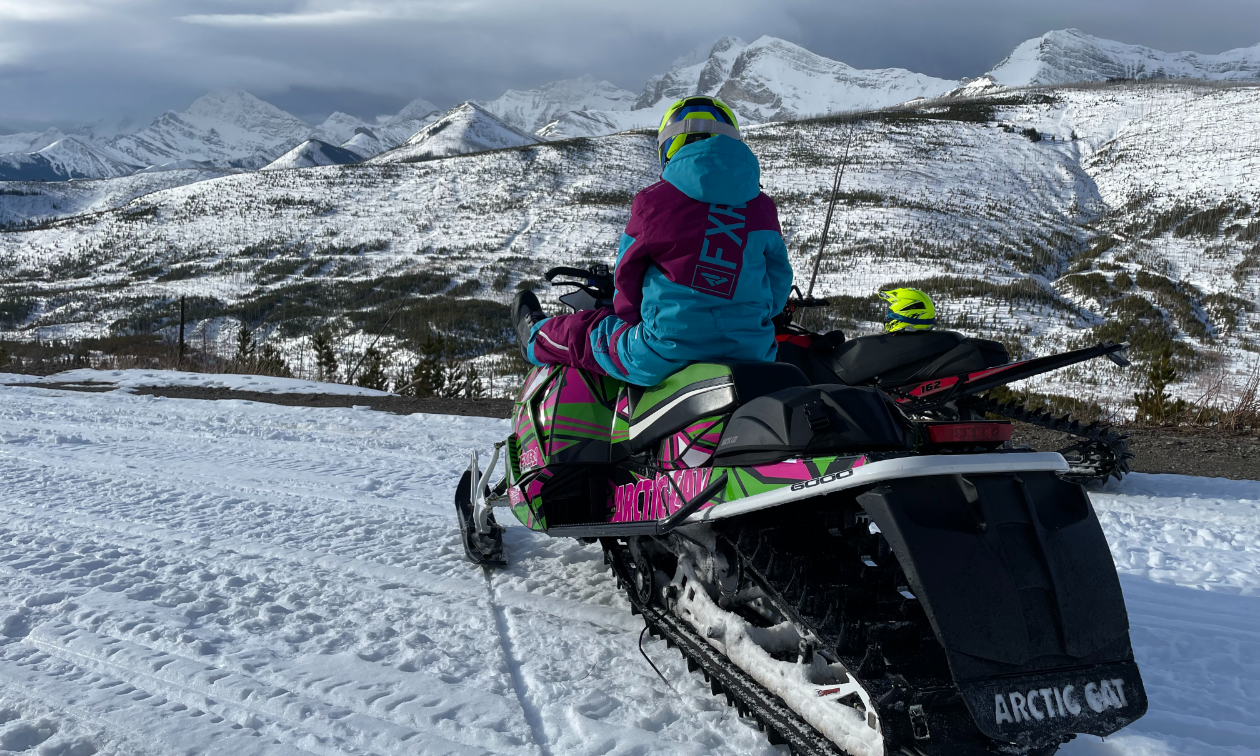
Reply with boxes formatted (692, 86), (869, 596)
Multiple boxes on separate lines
(0, 384), (1254, 755)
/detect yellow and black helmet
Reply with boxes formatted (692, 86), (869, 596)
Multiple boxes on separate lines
(657, 96), (741, 169)
(879, 288), (936, 332)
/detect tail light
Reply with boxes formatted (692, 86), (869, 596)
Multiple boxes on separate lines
(924, 422), (1013, 444)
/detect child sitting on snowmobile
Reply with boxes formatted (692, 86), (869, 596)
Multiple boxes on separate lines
(512, 96), (793, 387)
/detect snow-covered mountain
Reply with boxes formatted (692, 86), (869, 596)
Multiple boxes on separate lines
(677, 36), (957, 121)
(635, 36), (750, 110)
(479, 75), (638, 133)
(0, 137), (142, 181)
(988, 29), (1260, 86)
(0, 128), (68, 155)
(536, 35), (957, 139)
(108, 89), (314, 169)
(308, 112), (372, 147)
(348, 99), (442, 156)
(369, 102), (540, 163)
(535, 109), (657, 140)
(263, 139), (364, 171)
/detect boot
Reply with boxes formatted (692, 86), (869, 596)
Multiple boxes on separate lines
(512, 290), (546, 362)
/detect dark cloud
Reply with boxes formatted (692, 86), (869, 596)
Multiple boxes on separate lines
(1, 0), (1257, 129)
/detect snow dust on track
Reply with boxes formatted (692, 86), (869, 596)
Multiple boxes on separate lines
(0, 385), (1255, 756)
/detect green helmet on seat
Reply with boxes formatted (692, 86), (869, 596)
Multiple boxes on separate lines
(879, 288), (936, 332)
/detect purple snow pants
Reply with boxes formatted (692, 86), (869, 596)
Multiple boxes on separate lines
(527, 308), (614, 375)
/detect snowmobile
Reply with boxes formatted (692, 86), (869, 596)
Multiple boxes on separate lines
(456, 266), (1147, 756)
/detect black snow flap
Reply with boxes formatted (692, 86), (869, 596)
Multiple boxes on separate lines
(856, 472), (1146, 743)
(712, 384), (912, 465)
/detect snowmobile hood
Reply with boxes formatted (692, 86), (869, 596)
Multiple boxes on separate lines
(661, 135), (761, 206)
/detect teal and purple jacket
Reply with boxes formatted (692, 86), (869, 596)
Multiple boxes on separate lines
(529, 134), (793, 386)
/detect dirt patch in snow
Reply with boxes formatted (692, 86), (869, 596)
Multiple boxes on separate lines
(1012, 422), (1260, 481)
(11, 382), (514, 418)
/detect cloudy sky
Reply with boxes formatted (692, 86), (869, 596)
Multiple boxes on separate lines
(2, 0), (1258, 130)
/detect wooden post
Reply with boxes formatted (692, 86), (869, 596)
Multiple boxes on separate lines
(178, 296), (186, 364)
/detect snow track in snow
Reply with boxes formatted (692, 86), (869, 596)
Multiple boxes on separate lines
(0, 384), (1256, 755)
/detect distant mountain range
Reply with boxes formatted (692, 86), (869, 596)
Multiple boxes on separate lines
(2, 29), (1258, 181)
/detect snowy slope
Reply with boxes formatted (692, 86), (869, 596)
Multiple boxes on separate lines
(0, 169), (231, 227)
(0, 128), (67, 155)
(0, 137), (143, 181)
(368, 102), (541, 163)
(109, 90), (314, 169)
(263, 139), (364, 171)
(989, 29), (1260, 86)
(635, 36), (750, 110)
(480, 75), (638, 133)
(633, 36), (955, 123)
(535, 109), (659, 139)
(6, 83), (1260, 402)
(0, 385), (1254, 756)
(713, 36), (957, 121)
(308, 112), (372, 146)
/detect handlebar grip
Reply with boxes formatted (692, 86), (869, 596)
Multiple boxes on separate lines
(545, 267), (596, 282)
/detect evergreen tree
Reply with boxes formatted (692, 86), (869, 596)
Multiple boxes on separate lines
(311, 328), (339, 381)
(355, 347), (390, 391)
(256, 343), (293, 378)
(401, 336), (447, 397)
(1133, 343), (1187, 424)
(234, 323), (255, 367)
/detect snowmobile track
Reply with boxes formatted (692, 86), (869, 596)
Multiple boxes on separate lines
(604, 542), (849, 756)
(966, 395), (1133, 484)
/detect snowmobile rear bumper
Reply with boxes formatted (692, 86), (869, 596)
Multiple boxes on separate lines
(689, 451), (1068, 524)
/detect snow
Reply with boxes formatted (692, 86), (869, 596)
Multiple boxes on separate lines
(369, 102), (541, 163)
(0, 385), (1255, 755)
(479, 75), (639, 134)
(989, 29), (1260, 87)
(2, 369), (391, 395)
(263, 140), (364, 171)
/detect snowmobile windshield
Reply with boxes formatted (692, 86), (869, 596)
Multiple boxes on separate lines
(661, 134), (761, 206)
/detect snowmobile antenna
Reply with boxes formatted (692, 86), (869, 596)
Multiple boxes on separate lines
(805, 127), (854, 300)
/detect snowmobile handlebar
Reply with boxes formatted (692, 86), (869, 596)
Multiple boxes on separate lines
(546, 265), (615, 312)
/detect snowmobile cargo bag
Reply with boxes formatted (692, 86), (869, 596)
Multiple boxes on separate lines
(712, 384), (912, 465)
(627, 362), (809, 452)
(814, 330), (1009, 386)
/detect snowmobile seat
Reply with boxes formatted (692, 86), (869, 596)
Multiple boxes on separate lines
(712, 384), (913, 465)
(814, 330), (1008, 387)
(626, 362), (809, 452)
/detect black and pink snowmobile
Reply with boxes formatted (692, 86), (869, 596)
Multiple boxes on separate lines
(457, 266), (1147, 756)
